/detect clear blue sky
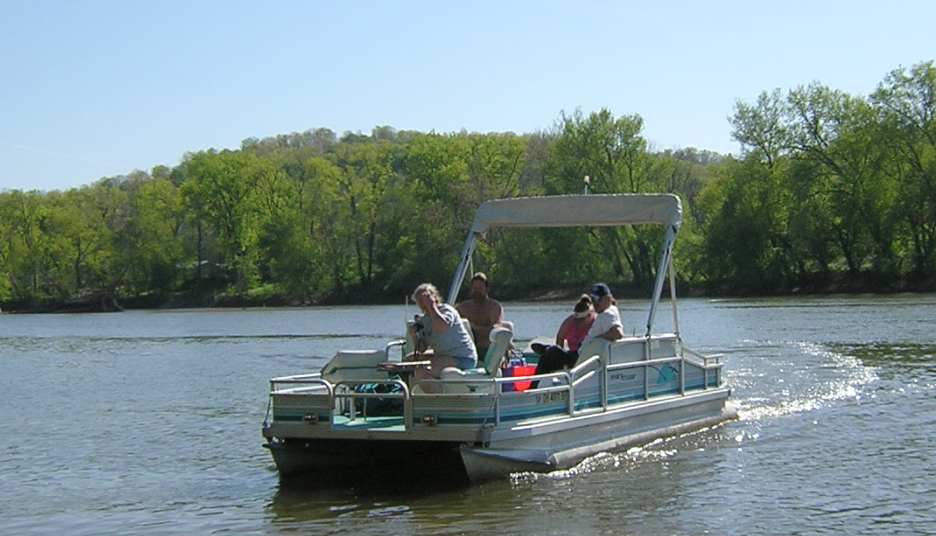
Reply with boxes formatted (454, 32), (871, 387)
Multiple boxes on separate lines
(1, 1), (933, 191)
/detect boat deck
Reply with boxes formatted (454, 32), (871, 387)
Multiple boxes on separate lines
(332, 415), (405, 432)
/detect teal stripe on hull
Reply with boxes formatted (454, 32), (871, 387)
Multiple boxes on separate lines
(431, 404), (569, 425)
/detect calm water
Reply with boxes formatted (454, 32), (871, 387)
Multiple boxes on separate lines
(1, 295), (934, 535)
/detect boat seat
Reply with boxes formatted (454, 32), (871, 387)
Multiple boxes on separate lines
(439, 326), (513, 393)
(576, 339), (611, 365)
(321, 350), (390, 383)
(403, 320), (417, 355)
(481, 325), (513, 374)
(576, 334), (681, 366)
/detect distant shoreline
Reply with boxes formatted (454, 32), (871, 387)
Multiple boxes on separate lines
(3, 277), (933, 314)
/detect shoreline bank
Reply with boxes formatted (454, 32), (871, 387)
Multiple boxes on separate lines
(3, 276), (934, 314)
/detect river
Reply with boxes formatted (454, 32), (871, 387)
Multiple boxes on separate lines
(1, 295), (934, 534)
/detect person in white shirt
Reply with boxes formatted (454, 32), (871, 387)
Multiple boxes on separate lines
(532, 283), (623, 385)
(582, 282), (624, 345)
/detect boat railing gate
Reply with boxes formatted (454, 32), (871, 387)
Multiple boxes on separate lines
(265, 373), (331, 427)
(385, 339), (406, 360)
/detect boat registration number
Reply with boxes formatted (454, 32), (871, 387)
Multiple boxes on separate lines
(536, 391), (569, 404)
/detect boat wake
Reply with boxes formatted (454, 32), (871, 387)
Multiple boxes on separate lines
(510, 440), (679, 484)
(509, 419), (742, 484)
(735, 341), (877, 422)
(508, 340), (878, 485)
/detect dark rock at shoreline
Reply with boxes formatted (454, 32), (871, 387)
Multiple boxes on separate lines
(1, 294), (123, 314)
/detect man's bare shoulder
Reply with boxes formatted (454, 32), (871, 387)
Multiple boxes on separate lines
(485, 299), (503, 321)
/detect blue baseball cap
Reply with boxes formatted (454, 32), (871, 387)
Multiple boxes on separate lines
(590, 283), (612, 299)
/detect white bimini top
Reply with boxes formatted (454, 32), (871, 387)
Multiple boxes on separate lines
(469, 193), (682, 235)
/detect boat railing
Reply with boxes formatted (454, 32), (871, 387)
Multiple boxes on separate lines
(494, 371), (573, 424)
(569, 355), (604, 413)
(385, 339), (406, 361)
(570, 355), (602, 378)
(608, 355), (684, 399)
(265, 373), (332, 427)
(416, 370), (572, 388)
(417, 371), (573, 425)
(270, 372), (330, 393)
(267, 345), (726, 430)
(682, 347), (725, 391)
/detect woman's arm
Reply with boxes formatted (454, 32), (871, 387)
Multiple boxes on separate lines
(416, 292), (453, 333)
(426, 302), (452, 333)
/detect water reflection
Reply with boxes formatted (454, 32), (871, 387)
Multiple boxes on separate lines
(267, 474), (480, 534)
(265, 435), (699, 534)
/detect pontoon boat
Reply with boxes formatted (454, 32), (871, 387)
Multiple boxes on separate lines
(262, 194), (736, 483)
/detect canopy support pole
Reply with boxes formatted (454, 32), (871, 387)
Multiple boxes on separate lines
(447, 232), (479, 304)
(669, 248), (680, 338)
(646, 224), (678, 337)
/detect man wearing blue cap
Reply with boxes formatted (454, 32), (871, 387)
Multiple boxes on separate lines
(531, 283), (623, 383)
(582, 282), (624, 345)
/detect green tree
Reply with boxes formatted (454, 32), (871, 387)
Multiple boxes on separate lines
(302, 156), (354, 293)
(787, 83), (895, 275)
(872, 61), (936, 277)
(546, 109), (663, 288)
(181, 151), (271, 294)
(730, 89), (790, 169)
(0, 191), (50, 303)
(126, 177), (185, 294)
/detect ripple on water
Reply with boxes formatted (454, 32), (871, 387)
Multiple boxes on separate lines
(508, 421), (745, 486)
(733, 340), (878, 422)
(837, 342), (936, 376)
(3, 299), (935, 535)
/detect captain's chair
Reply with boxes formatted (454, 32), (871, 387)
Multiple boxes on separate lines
(479, 326), (513, 374)
(439, 325), (514, 393)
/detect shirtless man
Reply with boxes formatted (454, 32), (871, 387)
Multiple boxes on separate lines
(455, 272), (504, 358)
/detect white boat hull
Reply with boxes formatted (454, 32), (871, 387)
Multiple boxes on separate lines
(460, 392), (736, 482)
(263, 384), (735, 483)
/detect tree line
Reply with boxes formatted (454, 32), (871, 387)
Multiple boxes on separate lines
(1, 61), (933, 311)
